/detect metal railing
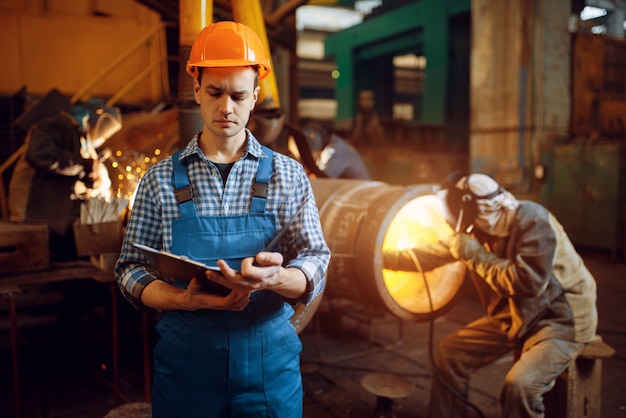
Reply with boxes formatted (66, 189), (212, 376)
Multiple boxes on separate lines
(71, 22), (172, 107)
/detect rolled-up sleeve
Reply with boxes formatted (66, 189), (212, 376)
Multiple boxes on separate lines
(281, 166), (331, 304)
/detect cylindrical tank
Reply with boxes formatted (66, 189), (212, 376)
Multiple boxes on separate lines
(308, 178), (466, 322)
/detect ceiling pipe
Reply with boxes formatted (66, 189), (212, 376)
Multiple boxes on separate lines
(231, 0), (285, 145)
(177, 0), (213, 148)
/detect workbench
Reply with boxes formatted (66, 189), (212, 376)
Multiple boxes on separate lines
(0, 260), (125, 418)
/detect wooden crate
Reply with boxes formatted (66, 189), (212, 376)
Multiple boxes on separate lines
(0, 221), (49, 274)
(73, 221), (124, 257)
(544, 336), (615, 418)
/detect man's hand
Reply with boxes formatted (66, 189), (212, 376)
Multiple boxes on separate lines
(206, 252), (309, 301)
(140, 277), (251, 312)
(184, 277), (250, 311)
(207, 252), (285, 293)
(445, 233), (499, 279)
(447, 233), (485, 261)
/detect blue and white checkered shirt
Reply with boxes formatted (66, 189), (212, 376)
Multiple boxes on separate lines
(115, 130), (330, 309)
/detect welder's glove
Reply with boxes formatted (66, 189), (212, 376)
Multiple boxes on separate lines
(447, 233), (498, 275)
(448, 233), (502, 292)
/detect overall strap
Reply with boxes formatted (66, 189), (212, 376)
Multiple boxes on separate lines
(250, 146), (274, 213)
(171, 150), (196, 217)
(172, 147), (273, 215)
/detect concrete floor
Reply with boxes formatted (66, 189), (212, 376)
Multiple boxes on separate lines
(0, 248), (624, 418)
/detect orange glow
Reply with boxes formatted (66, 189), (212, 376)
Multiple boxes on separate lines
(103, 148), (167, 200)
(382, 195), (466, 316)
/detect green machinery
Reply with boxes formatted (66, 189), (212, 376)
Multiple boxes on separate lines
(323, 0), (471, 145)
(540, 142), (626, 260)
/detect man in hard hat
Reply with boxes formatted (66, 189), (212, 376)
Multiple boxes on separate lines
(9, 99), (120, 261)
(383, 173), (598, 418)
(115, 21), (330, 417)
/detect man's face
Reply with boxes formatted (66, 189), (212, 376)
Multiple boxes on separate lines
(193, 66), (259, 140)
(358, 92), (375, 111)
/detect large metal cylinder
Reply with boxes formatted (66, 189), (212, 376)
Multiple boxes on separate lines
(309, 178), (466, 322)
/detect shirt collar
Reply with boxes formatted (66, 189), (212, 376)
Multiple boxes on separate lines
(243, 130), (268, 159)
(177, 129), (269, 163)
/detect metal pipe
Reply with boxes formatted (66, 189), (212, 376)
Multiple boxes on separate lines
(231, 0), (281, 110)
(307, 178), (467, 322)
(177, 0), (213, 148)
(179, 0), (213, 46)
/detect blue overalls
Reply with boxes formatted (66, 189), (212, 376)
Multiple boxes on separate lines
(151, 148), (304, 418)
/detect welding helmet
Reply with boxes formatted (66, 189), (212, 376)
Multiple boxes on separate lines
(302, 121), (331, 152)
(436, 171), (473, 232)
(71, 99), (122, 149)
(436, 172), (503, 232)
(70, 105), (90, 134)
(186, 21), (271, 81)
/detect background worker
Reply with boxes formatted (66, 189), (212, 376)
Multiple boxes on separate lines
(115, 21), (330, 418)
(8, 99), (120, 261)
(383, 172), (598, 418)
(300, 119), (371, 180)
(350, 89), (385, 145)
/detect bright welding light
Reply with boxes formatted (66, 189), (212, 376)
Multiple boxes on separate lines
(381, 195), (466, 317)
(382, 195), (452, 251)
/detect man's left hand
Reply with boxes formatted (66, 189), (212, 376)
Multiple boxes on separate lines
(447, 233), (484, 261)
(207, 252), (284, 293)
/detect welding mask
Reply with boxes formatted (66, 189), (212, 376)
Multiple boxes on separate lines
(90, 107), (122, 148)
(302, 122), (331, 154)
(71, 99), (122, 149)
(436, 171), (475, 232)
(438, 173), (518, 237)
(70, 105), (90, 135)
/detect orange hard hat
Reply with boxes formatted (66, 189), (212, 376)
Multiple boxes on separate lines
(186, 21), (271, 81)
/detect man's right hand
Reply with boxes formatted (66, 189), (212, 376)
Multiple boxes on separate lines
(185, 277), (250, 311)
(447, 233), (484, 261)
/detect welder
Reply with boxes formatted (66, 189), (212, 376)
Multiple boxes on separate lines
(383, 172), (598, 418)
(8, 98), (121, 260)
(300, 119), (371, 180)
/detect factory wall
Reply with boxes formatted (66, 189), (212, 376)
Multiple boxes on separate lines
(0, 0), (167, 105)
(470, 0), (572, 196)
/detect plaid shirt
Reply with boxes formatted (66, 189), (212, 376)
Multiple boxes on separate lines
(115, 131), (330, 309)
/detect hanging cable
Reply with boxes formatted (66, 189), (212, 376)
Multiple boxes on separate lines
(405, 250), (485, 418)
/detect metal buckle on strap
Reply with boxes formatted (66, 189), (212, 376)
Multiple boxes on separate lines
(252, 182), (268, 198)
(175, 186), (193, 203)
